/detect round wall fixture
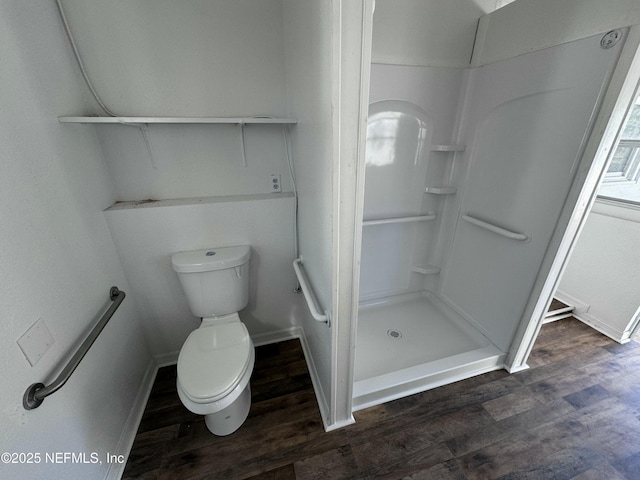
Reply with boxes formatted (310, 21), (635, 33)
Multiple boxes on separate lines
(601, 30), (622, 49)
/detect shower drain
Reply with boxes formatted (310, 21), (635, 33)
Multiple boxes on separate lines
(387, 329), (402, 339)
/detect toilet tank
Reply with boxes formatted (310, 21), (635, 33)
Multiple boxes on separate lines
(171, 246), (251, 318)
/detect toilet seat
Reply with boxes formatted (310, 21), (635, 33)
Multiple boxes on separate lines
(177, 321), (252, 404)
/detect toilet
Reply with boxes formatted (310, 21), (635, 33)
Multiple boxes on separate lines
(171, 245), (254, 436)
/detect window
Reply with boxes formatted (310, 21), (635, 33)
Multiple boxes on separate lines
(598, 96), (640, 204)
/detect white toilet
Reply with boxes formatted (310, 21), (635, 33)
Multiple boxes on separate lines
(171, 245), (255, 436)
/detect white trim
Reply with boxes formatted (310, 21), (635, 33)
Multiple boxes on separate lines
(153, 350), (179, 368)
(105, 358), (157, 480)
(250, 327), (304, 348)
(507, 363), (530, 374)
(293, 327), (339, 432)
(592, 196), (640, 221)
(573, 311), (634, 343)
(554, 289), (591, 314)
(325, 416), (356, 432)
(352, 350), (505, 412)
(330, 0), (374, 430)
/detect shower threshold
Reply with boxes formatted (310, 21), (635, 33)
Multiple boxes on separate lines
(353, 291), (505, 411)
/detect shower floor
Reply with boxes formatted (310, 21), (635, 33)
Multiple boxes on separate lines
(353, 291), (505, 411)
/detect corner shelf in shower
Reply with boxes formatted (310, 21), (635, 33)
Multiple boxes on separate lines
(362, 213), (436, 226)
(424, 186), (457, 195)
(411, 264), (441, 275)
(430, 144), (466, 152)
(57, 116), (298, 125)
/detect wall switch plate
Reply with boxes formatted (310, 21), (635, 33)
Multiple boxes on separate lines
(270, 174), (282, 193)
(17, 318), (54, 366)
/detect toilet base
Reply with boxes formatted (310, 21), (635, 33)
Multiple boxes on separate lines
(204, 383), (251, 436)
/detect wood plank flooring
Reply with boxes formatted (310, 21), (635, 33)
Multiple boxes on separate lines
(123, 318), (640, 479)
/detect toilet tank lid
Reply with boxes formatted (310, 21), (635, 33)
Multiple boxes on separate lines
(172, 245), (250, 273)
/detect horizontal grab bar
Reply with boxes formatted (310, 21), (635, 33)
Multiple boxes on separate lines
(293, 258), (330, 326)
(462, 214), (529, 241)
(23, 287), (126, 410)
(363, 213), (436, 226)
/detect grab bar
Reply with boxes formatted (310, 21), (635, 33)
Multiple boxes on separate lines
(293, 258), (330, 326)
(362, 213), (436, 226)
(462, 214), (529, 241)
(23, 286), (126, 410)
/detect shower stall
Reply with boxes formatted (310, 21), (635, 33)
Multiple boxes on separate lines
(352, 2), (636, 410)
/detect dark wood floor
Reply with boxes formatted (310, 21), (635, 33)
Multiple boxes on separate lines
(123, 318), (640, 479)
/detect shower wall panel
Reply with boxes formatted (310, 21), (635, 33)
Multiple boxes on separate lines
(440, 33), (625, 351)
(361, 65), (466, 299)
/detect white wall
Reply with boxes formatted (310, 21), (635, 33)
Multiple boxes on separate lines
(68, 1), (304, 365)
(96, 124), (293, 201)
(0, 2), (151, 479)
(57, 0), (292, 203)
(104, 195), (301, 358)
(558, 200), (640, 342)
(282, 0), (335, 426)
(59, 0), (287, 117)
(372, 0), (499, 67)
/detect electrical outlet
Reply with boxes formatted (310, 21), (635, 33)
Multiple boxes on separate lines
(270, 174), (281, 193)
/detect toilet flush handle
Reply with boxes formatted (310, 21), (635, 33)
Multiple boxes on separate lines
(235, 266), (242, 278)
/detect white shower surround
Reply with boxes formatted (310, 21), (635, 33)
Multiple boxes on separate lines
(354, 28), (632, 409)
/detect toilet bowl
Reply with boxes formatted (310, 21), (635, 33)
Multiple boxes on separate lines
(177, 314), (255, 435)
(171, 246), (254, 436)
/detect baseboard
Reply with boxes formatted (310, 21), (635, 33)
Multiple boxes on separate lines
(325, 415), (356, 432)
(554, 290), (590, 314)
(151, 329), (306, 366)
(573, 311), (630, 344)
(105, 358), (158, 480)
(251, 327), (304, 347)
(154, 350), (179, 367)
(352, 350), (505, 412)
(506, 363), (530, 374)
